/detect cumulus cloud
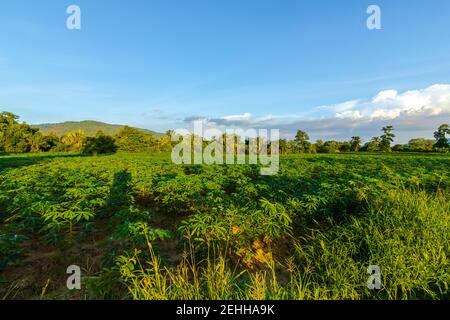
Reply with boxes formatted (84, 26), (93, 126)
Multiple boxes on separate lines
(336, 110), (363, 120)
(323, 84), (450, 121)
(318, 100), (360, 113)
(372, 89), (398, 103)
(182, 84), (450, 143)
(354, 84), (450, 120)
(222, 112), (252, 122)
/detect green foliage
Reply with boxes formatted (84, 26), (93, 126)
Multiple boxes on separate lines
(61, 129), (85, 152)
(0, 151), (449, 300)
(337, 141), (350, 152)
(0, 112), (40, 152)
(408, 138), (435, 152)
(318, 140), (340, 153)
(294, 130), (312, 153)
(82, 132), (118, 155)
(350, 136), (362, 152)
(119, 187), (450, 300)
(1, 112), (170, 156)
(363, 137), (382, 152)
(0, 112), (69, 153)
(434, 124), (450, 150)
(295, 188), (450, 299)
(35, 120), (162, 137)
(392, 144), (405, 152)
(0, 233), (28, 271)
(115, 126), (156, 152)
(1, 112), (448, 157)
(380, 125), (395, 152)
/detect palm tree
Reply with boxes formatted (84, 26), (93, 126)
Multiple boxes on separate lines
(380, 126), (395, 152)
(62, 130), (85, 151)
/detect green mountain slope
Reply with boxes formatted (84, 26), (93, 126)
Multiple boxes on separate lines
(33, 120), (163, 137)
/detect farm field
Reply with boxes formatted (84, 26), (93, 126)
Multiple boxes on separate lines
(0, 152), (449, 300)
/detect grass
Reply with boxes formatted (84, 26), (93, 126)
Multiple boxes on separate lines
(118, 187), (449, 300)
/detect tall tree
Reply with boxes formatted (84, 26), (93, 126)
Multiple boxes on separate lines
(0, 112), (40, 152)
(380, 125), (395, 152)
(0, 112), (19, 127)
(294, 130), (311, 153)
(433, 124), (450, 149)
(350, 136), (361, 152)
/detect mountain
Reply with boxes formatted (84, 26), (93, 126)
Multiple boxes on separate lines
(33, 120), (163, 137)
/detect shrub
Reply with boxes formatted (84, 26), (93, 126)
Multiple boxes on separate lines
(82, 132), (118, 155)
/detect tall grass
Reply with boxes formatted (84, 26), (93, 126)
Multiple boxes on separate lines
(118, 187), (449, 300)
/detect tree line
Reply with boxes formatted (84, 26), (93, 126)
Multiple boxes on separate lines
(279, 124), (449, 154)
(0, 112), (173, 155)
(1, 111), (449, 155)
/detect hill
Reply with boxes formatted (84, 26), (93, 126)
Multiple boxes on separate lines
(33, 120), (163, 137)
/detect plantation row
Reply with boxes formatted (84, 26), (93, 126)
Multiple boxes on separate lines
(0, 152), (449, 299)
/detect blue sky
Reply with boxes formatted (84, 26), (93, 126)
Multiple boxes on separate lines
(1, 0), (450, 143)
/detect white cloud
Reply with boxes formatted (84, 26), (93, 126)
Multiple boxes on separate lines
(372, 89), (398, 103)
(327, 84), (450, 120)
(318, 100), (359, 112)
(183, 84), (450, 143)
(336, 110), (363, 120)
(369, 108), (402, 120)
(222, 112), (252, 122)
